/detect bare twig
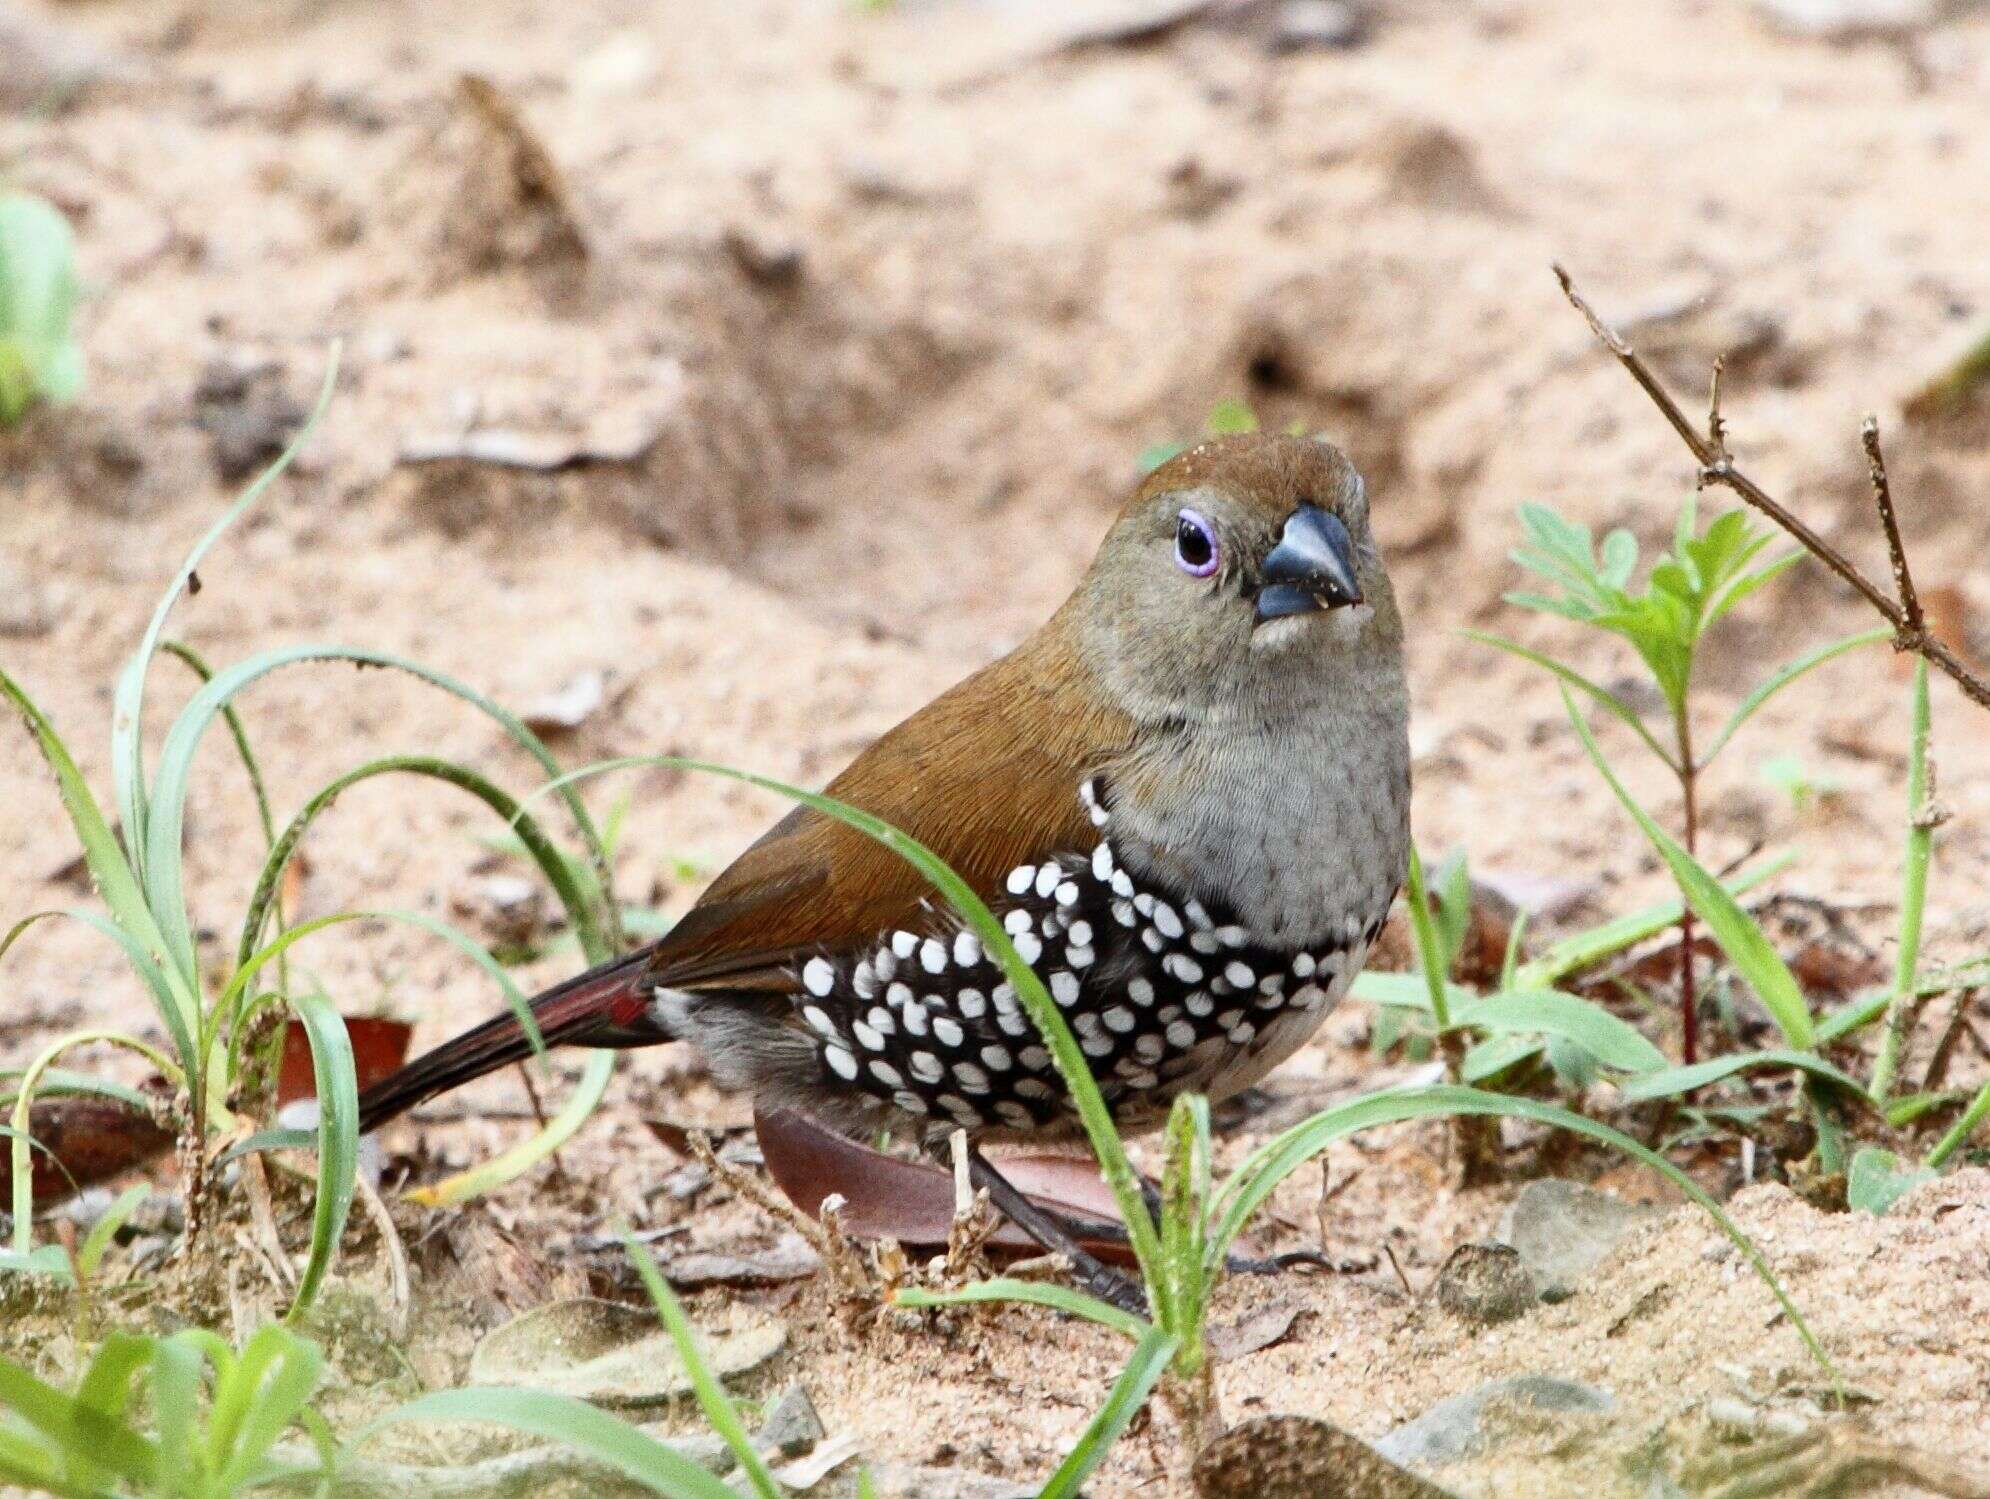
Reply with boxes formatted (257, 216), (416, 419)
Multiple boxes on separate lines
(1554, 264), (1990, 712)
(1862, 416), (1923, 640)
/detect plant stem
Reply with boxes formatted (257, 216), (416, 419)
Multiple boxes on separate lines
(1676, 712), (1700, 1065)
(1405, 848), (1500, 1183)
(1872, 657), (1934, 1102)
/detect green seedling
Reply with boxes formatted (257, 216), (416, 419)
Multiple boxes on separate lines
(0, 192), (84, 424)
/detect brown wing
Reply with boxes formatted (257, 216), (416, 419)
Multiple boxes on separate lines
(649, 621), (1133, 994)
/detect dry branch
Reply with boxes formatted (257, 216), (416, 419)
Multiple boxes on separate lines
(1553, 265), (1990, 712)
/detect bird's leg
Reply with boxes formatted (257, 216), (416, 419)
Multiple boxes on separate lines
(961, 1147), (1149, 1317)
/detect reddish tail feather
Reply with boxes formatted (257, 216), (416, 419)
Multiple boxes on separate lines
(355, 947), (665, 1134)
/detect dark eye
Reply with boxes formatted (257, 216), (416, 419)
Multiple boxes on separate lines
(1174, 509), (1219, 577)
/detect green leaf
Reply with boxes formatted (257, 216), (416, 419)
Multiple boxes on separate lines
(208, 1324), (324, 1491)
(1463, 631), (1679, 771)
(1403, 847), (1453, 1032)
(284, 989), (358, 1319)
(895, 1278), (1153, 1342)
(355, 1388), (741, 1499)
(1204, 399), (1258, 435)
(1455, 988), (1667, 1075)
(1614, 1049), (1869, 1105)
(626, 1234), (780, 1499)
(0, 194), (83, 418)
(1702, 628), (1889, 762)
(1037, 1324), (1177, 1499)
(1927, 1080), (1990, 1171)
(1846, 1147), (1937, 1217)
(1564, 689), (1814, 1048)
(74, 1186), (149, 1281)
(1459, 1033), (1543, 1083)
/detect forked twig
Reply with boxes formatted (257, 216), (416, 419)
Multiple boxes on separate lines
(1554, 265), (1990, 712)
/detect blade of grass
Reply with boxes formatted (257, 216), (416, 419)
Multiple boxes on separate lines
(1465, 630), (1680, 770)
(1926, 1081), (1990, 1170)
(1403, 847), (1453, 1033)
(1872, 658), (1933, 1103)
(1205, 1082), (1836, 1384)
(1037, 1324), (1177, 1499)
(895, 1279), (1153, 1341)
(1565, 688), (1814, 1048)
(625, 1234), (780, 1499)
(1454, 989), (1667, 1075)
(406, 1050), (617, 1207)
(74, 1185), (149, 1281)
(354, 1388), (741, 1499)
(283, 990), (358, 1319)
(1615, 1049), (1870, 1105)
(0, 909), (195, 1079)
(112, 351), (340, 885)
(1700, 628), (1890, 762)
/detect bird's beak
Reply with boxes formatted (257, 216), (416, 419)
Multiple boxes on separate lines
(1254, 505), (1364, 623)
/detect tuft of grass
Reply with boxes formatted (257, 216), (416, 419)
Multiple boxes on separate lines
(0, 192), (83, 424)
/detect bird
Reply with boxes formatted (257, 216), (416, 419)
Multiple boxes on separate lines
(357, 432), (1411, 1306)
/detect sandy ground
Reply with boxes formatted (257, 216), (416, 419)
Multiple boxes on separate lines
(5, 0), (1990, 1493)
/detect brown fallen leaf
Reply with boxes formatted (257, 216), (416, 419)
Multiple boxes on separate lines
(0, 1095), (174, 1205)
(277, 1016), (412, 1106)
(662, 1232), (822, 1289)
(1207, 1300), (1303, 1363)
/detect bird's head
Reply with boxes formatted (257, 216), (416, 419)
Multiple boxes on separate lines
(1069, 432), (1404, 725)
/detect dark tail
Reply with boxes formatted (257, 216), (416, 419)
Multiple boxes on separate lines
(357, 947), (666, 1134)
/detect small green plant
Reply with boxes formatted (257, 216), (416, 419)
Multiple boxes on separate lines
(1, 356), (627, 1305)
(1139, 399), (1299, 474)
(0, 192), (84, 424)
(1758, 753), (1841, 812)
(1473, 498), (1886, 1061)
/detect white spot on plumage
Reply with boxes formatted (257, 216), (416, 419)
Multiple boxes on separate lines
(1259, 972), (1285, 994)
(1217, 1009), (1245, 1030)
(1166, 953), (1203, 984)
(902, 1004), (930, 1036)
(825, 1044), (858, 1080)
(1141, 928), (1165, 953)
(1185, 899), (1212, 930)
(1128, 976), (1155, 1006)
(954, 931), (981, 968)
(1081, 1033), (1113, 1058)
(1067, 945), (1095, 969)
(1228, 1021), (1257, 1046)
(953, 1062), (990, 1094)
(1017, 1077), (1054, 1101)
(1291, 952), (1316, 978)
(1005, 909), (1032, 935)
(1054, 881), (1079, 907)
(1068, 920), (1093, 948)
(887, 981), (914, 1008)
(1034, 864), (1061, 899)
(1014, 932), (1043, 965)
(1111, 869), (1135, 898)
(1091, 845), (1114, 880)
(1166, 1019), (1196, 1049)
(996, 1101), (1034, 1128)
(891, 930), (919, 959)
(1103, 1006), (1135, 1034)
(996, 1008), (1029, 1037)
(803, 957), (836, 997)
(1189, 930), (1220, 955)
(1134, 1033), (1164, 1063)
(1133, 892), (1155, 916)
(894, 1089), (929, 1114)
(992, 983), (1016, 1012)
(1185, 991), (1214, 1018)
(1225, 961), (1256, 989)
(1112, 900), (1138, 927)
(910, 1051), (944, 1083)
(920, 939), (947, 974)
(1020, 1046), (1051, 1071)
(866, 1006), (896, 1036)
(852, 1021), (885, 1052)
(933, 1016), (965, 1047)
(803, 1005), (836, 1037)
(870, 1059), (904, 1086)
(958, 988), (986, 1019)
(1217, 926), (1249, 948)
(1050, 971), (1080, 1007)
(1153, 903), (1184, 939)
(874, 949), (898, 982)
(1006, 864), (1035, 896)
(852, 962), (878, 1000)
(941, 1095), (979, 1124)
(1292, 983), (1328, 1009)
(981, 1043), (1012, 1071)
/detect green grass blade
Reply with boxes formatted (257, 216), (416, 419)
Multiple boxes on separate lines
(111, 350), (340, 885)
(0, 1426), (97, 1499)
(1514, 853), (1793, 987)
(625, 1234), (780, 1499)
(518, 755), (1165, 1281)
(1926, 1081), (1990, 1170)
(75, 1332), (155, 1425)
(0, 671), (201, 1048)
(1813, 987), (1892, 1045)
(895, 1278), (1154, 1341)
(283, 990), (359, 1319)
(1206, 1083), (1835, 1381)
(0, 909), (195, 1081)
(75, 1185), (149, 1281)
(0, 1067), (153, 1112)
(1614, 1049), (1869, 1105)
(1464, 630), (1680, 771)
(1456, 989), (1666, 1075)
(1037, 1324), (1177, 1499)
(159, 641), (279, 848)
(149, 1333), (206, 1492)
(146, 646), (617, 991)
(1564, 689), (1814, 1048)
(1701, 628), (1889, 763)
(354, 1388), (741, 1499)
(1404, 847), (1453, 1032)
(408, 1049), (617, 1207)
(211, 1325), (325, 1491)
(1348, 970), (1475, 1014)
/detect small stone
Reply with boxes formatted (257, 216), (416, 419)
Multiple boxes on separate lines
(1195, 1414), (1456, 1498)
(1374, 1376), (1616, 1468)
(755, 1384), (826, 1457)
(1271, 0), (1369, 51)
(1497, 1179), (1662, 1300)
(1433, 1241), (1537, 1325)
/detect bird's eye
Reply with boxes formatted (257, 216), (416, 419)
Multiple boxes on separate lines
(1174, 509), (1219, 577)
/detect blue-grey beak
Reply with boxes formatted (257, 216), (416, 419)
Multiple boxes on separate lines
(1254, 505), (1363, 623)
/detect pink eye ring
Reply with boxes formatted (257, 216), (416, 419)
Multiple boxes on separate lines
(1174, 509), (1219, 577)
